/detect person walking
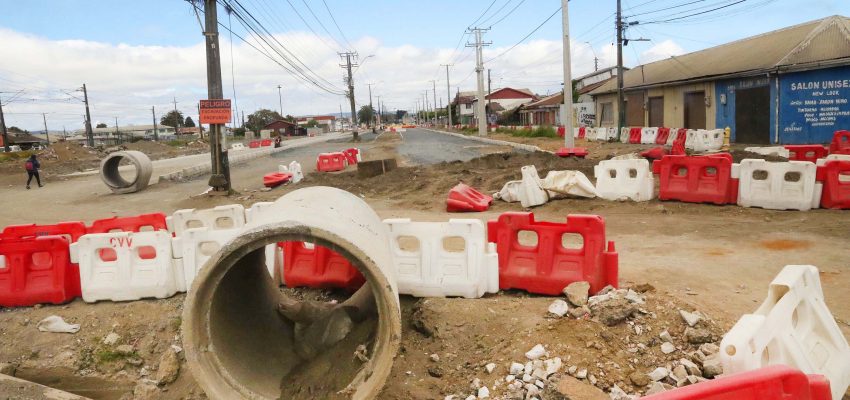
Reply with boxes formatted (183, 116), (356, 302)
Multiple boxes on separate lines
(25, 154), (43, 189)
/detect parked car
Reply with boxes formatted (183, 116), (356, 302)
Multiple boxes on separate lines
(0, 145), (23, 153)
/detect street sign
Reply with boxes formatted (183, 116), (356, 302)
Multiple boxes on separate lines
(199, 99), (232, 124)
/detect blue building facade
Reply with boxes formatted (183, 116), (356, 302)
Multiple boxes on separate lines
(715, 65), (850, 144)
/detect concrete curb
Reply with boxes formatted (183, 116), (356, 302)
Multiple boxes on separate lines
(423, 128), (548, 153)
(157, 132), (349, 183)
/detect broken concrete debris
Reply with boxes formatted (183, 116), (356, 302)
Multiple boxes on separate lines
(547, 299), (569, 317)
(525, 344), (547, 360)
(563, 281), (591, 307)
(679, 309), (703, 327)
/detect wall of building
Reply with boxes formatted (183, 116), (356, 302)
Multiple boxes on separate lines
(714, 75), (775, 143)
(594, 81), (716, 129)
(778, 65), (850, 144)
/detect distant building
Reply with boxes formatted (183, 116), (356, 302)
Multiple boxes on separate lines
(296, 115), (338, 132)
(590, 15), (850, 144)
(574, 66), (624, 103)
(452, 91), (477, 125)
(71, 124), (176, 142)
(263, 120), (300, 137)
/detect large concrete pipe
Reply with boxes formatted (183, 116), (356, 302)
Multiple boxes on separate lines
(99, 150), (153, 194)
(182, 187), (401, 399)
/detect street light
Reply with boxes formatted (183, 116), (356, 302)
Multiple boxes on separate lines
(585, 42), (599, 71)
(277, 85), (283, 117)
(353, 54), (375, 75)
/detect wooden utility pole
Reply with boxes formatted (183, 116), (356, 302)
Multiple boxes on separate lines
(42, 113), (50, 146)
(339, 52), (359, 140)
(0, 96), (8, 152)
(152, 106), (159, 141)
(442, 64), (453, 128)
(83, 84), (94, 147)
(203, 0), (231, 191)
(114, 116), (120, 144)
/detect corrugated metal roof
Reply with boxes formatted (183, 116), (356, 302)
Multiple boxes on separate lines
(591, 15), (850, 95)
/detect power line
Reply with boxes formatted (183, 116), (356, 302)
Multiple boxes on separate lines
(468, 0), (499, 28)
(479, 0), (513, 26)
(485, 7), (562, 63)
(298, 0), (348, 50)
(321, 0), (355, 50)
(625, 0), (709, 17)
(641, 0), (748, 24)
(489, 0), (527, 27)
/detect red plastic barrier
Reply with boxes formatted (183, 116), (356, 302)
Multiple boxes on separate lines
(2, 222), (86, 243)
(263, 172), (292, 188)
(487, 212), (618, 296)
(249, 140), (261, 148)
(447, 183), (492, 212)
(655, 127), (671, 145)
(260, 139), (273, 147)
(817, 160), (850, 209)
(343, 148), (360, 165)
(88, 213), (168, 234)
(652, 153), (738, 204)
(829, 130), (850, 155)
(280, 242), (365, 290)
(784, 145), (828, 163)
(577, 127), (586, 139)
(641, 146), (668, 160)
(0, 236), (79, 307)
(628, 127), (643, 144)
(557, 126), (566, 138)
(316, 152), (347, 172)
(643, 365), (831, 400)
(555, 147), (589, 158)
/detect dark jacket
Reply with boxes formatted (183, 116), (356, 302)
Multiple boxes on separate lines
(27, 157), (40, 171)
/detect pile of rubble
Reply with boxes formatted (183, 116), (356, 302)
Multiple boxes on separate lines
(443, 283), (726, 399)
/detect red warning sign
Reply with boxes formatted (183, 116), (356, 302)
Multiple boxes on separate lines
(199, 99), (232, 124)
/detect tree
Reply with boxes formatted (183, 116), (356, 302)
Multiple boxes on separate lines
(305, 120), (319, 128)
(284, 114), (296, 123)
(95, 122), (108, 128)
(245, 109), (283, 133)
(357, 105), (375, 126)
(160, 110), (184, 128)
(184, 116), (196, 128)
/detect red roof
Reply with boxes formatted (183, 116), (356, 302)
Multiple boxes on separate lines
(485, 87), (537, 101)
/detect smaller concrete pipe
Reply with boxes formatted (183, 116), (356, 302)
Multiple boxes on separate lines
(99, 150), (153, 194)
(183, 186), (401, 399)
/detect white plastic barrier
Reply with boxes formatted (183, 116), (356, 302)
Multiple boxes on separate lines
(620, 127), (630, 143)
(572, 128), (580, 139)
(666, 128), (681, 145)
(383, 218), (498, 298)
(518, 165), (549, 208)
(172, 227), (242, 291)
(167, 204), (246, 236)
(71, 231), (179, 302)
(692, 129), (724, 152)
(594, 159), (655, 202)
(744, 146), (790, 158)
(591, 128), (606, 142)
(604, 127), (619, 142)
(734, 159), (820, 211)
(288, 161), (304, 183)
(641, 127), (659, 144)
(245, 201), (284, 281)
(719, 265), (850, 400)
(230, 143), (246, 151)
(584, 127), (598, 141)
(684, 129), (698, 150)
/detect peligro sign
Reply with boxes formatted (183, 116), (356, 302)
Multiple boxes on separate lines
(199, 99), (232, 124)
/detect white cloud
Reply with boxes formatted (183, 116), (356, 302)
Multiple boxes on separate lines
(640, 39), (685, 64)
(0, 28), (636, 130)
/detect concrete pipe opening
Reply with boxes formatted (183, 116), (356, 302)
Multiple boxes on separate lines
(183, 187), (401, 400)
(99, 150), (153, 194)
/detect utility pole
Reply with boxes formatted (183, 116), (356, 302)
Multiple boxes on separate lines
(376, 95), (381, 126)
(616, 0), (625, 132)
(82, 84), (94, 147)
(339, 52), (359, 140)
(152, 106), (159, 141)
(442, 64), (453, 128)
(366, 83), (374, 127)
(241, 110), (245, 128)
(0, 96), (8, 152)
(203, 0), (231, 192)
(466, 27), (491, 136)
(562, 0), (575, 147)
(42, 113), (50, 146)
(173, 96), (182, 132)
(431, 80), (437, 126)
(487, 69), (492, 127)
(114, 117), (120, 144)
(277, 85), (283, 116)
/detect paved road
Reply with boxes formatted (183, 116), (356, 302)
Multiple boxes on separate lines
(395, 128), (513, 164)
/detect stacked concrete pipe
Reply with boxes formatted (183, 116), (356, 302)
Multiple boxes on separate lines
(99, 150), (153, 194)
(182, 186), (401, 399)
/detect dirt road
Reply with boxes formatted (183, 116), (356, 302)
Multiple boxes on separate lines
(0, 130), (848, 399)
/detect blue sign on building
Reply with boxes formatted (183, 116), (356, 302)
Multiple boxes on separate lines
(715, 76), (774, 143)
(778, 65), (850, 144)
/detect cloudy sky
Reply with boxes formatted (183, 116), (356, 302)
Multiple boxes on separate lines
(0, 0), (843, 131)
